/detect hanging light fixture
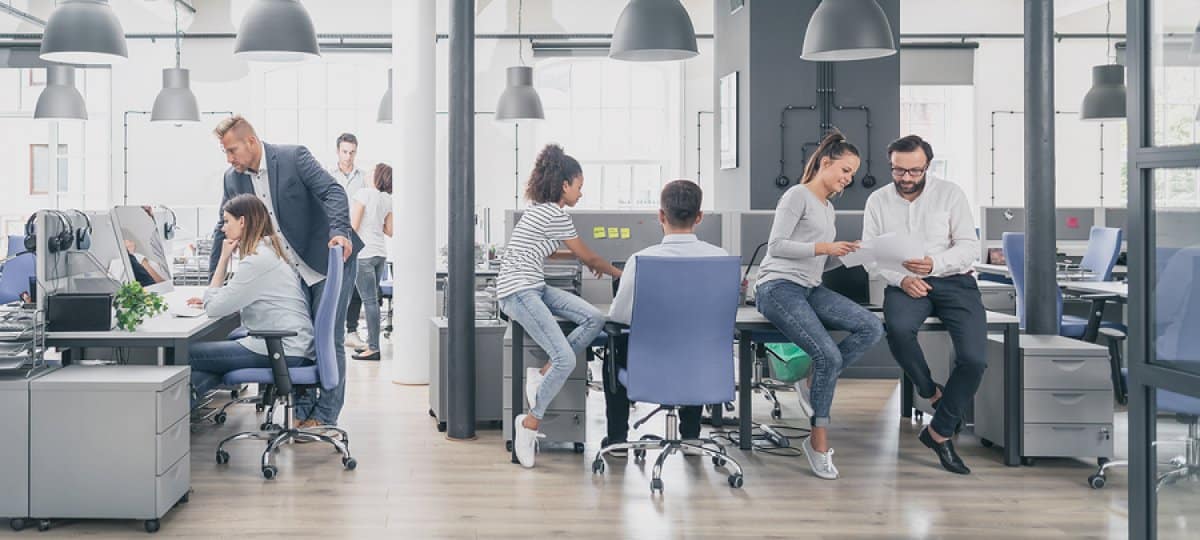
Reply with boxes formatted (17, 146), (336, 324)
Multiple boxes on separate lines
(35, 65), (88, 121)
(377, 69), (393, 124)
(610, 0), (698, 62)
(1080, 0), (1126, 121)
(234, 0), (320, 62)
(152, 1), (200, 124)
(39, 0), (128, 65)
(496, 0), (544, 121)
(800, 0), (896, 62)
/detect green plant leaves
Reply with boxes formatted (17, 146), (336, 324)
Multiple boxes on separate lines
(113, 281), (167, 331)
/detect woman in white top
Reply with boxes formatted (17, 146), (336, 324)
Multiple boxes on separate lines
(186, 194), (314, 393)
(500, 144), (622, 469)
(349, 163), (394, 360)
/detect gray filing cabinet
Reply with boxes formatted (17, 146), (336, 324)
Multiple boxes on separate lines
(975, 335), (1113, 462)
(978, 280), (1018, 315)
(428, 317), (508, 430)
(502, 326), (588, 452)
(0, 366), (57, 530)
(29, 365), (191, 533)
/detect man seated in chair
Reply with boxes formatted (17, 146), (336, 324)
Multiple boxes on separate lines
(604, 180), (728, 456)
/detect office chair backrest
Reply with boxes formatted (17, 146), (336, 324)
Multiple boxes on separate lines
(1080, 226), (1123, 281)
(314, 246), (344, 390)
(626, 256), (740, 406)
(6, 235), (24, 256)
(1002, 232), (1062, 332)
(0, 253), (35, 304)
(1154, 247), (1200, 362)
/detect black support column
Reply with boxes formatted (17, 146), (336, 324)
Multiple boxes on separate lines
(1023, 0), (1058, 335)
(447, 0), (476, 440)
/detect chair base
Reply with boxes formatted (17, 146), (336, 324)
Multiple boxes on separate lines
(215, 396), (355, 479)
(1089, 419), (1200, 491)
(590, 409), (744, 492)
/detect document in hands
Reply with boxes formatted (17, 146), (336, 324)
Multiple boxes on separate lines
(839, 232), (925, 274)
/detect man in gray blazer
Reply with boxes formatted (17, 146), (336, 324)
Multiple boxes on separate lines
(210, 115), (364, 428)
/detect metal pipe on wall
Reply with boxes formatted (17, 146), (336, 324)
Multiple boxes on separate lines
(1024, 0), (1059, 335)
(446, 0), (477, 440)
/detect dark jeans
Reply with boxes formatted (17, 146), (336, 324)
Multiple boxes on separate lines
(189, 340), (310, 407)
(883, 273), (988, 438)
(602, 334), (702, 443)
(346, 288), (362, 333)
(294, 255), (358, 425)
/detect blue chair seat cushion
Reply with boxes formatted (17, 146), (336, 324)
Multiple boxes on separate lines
(379, 279), (393, 296)
(1060, 315), (1125, 339)
(223, 365), (319, 387)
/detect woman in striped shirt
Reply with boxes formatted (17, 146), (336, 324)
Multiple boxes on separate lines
(500, 144), (622, 469)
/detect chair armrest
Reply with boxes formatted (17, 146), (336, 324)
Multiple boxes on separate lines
(247, 330), (299, 339)
(247, 330), (297, 394)
(603, 321), (630, 335)
(1099, 327), (1126, 341)
(1098, 327), (1128, 405)
(1078, 293), (1120, 301)
(1081, 296), (1118, 343)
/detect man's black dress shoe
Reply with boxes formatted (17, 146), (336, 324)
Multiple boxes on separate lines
(919, 426), (970, 475)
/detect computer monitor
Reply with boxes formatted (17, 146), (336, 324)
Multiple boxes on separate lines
(113, 205), (173, 291)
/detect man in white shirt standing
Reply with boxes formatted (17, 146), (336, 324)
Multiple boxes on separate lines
(863, 135), (983, 475)
(330, 133), (368, 350)
(604, 180), (728, 455)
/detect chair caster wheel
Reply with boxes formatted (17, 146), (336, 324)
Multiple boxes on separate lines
(592, 459), (605, 474)
(634, 449), (646, 463)
(574, 443), (585, 454)
(1021, 457), (1036, 467)
(712, 456), (727, 467)
(506, 441), (513, 452)
(178, 492), (190, 504)
(215, 450), (229, 465)
(914, 411), (924, 421)
(980, 438), (994, 448)
(650, 478), (664, 493)
(262, 465), (278, 479)
(260, 422), (276, 431)
(343, 457), (358, 470)
(728, 474), (744, 489)
(214, 412), (227, 425)
(1088, 474), (1107, 489)
(770, 408), (782, 420)
(437, 422), (447, 433)
(10, 518), (25, 531)
(144, 519), (160, 533)
(255, 403), (265, 412)
(1098, 457), (1110, 466)
(38, 519), (51, 532)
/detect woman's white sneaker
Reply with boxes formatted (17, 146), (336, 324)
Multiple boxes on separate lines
(525, 368), (545, 411)
(792, 379), (814, 418)
(514, 414), (541, 468)
(802, 436), (839, 480)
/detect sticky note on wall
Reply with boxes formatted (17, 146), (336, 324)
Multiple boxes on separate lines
(608, 227), (619, 238)
(593, 226), (606, 239)
(620, 228), (631, 239)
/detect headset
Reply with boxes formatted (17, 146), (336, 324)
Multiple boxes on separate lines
(67, 209), (92, 250)
(160, 205), (178, 240)
(23, 210), (76, 254)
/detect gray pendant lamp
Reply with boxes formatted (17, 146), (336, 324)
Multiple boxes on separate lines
(1080, 1), (1126, 121)
(496, 0), (544, 121)
(39, 0), (128, 65)
(234, 0), (320, 62)
(610, 0), (698, 62)
(377, 69), (392, 124)
(152, 1), (200, 124)
(800, 0), (896, 62)
(35, 65), (88, 121)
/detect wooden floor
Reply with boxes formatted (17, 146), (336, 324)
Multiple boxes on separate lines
(25, 342), (1200, 539)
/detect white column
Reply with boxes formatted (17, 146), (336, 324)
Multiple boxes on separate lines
(389, 0), (436, 384)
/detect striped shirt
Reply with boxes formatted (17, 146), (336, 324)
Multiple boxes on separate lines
(497, 203), (579, 298)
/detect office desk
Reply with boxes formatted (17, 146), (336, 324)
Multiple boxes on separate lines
(974, 262), (1129, 280)
(1060, 280), (1128, 300)
(46, 287), (240, 366)
(507, 304), (1024, 466)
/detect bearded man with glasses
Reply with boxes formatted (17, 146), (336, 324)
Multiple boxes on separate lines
(863, 134), (985, 475)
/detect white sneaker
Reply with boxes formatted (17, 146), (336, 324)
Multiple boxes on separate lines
(801, 436), (839, 480)
(514, 414), (541, 468)
(793, 379), (814, 418)
(525, 367), (545, 411)
(344, 333), (367, 350)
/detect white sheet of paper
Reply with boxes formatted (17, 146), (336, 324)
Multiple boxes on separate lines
(838, 232), (925, 274)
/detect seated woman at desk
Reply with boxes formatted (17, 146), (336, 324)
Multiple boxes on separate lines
(185, 194), (314, 396)
(754, 131), (884, 481)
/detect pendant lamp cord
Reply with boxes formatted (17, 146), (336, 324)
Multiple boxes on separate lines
(174, 0), (182, 69)
(517, 0), (527, 66)
(1105, 0), (1113, 64)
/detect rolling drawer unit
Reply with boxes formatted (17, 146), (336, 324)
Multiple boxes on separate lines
(428, 317), (508, 430)
(976, 335), (1113, 462)
(29, 365), (191, 533)
(502, 326), (589, 453)
(0, 366), (57, 531)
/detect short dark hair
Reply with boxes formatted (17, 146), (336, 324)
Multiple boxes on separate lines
(336, 133), (358, 148)
(660, 180), (702, 227)
(374, 163), (392, 194)
(887, 134), (934, 163)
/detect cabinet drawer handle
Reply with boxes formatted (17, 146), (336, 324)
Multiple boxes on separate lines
(1050, 426), (1086, 431)
(1049, 359), (1087, 370)
(1051, 393), (1086, 404)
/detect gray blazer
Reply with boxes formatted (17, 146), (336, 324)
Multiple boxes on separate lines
(211, 142), (364, 275)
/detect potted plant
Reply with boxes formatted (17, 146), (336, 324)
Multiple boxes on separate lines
(114, 282), (167, 331)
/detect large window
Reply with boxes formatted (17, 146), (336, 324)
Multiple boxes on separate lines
(900, 85), (976, 210)
(30, 144), (69, 195)
(533, 58), (681, 210)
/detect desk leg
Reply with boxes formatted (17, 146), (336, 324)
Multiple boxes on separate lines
(1003, 323), (1022, 467)
(510, 322), (524, 464)
(738, 330), (753, 451)
(61, 347), (73, 366)
(900, 373), (913, 419)
(171, 340), (188, 366)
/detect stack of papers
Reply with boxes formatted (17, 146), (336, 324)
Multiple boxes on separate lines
(839, 232), (925, 274)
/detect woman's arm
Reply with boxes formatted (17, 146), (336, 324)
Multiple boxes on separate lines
(383, 212), (394, 237)
(562, 237), (622, 278)
(141, 258), (166, 284)
(350, 201), (366, 232)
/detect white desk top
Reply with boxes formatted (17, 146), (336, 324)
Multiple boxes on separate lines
(974, 262), (1129, 279)
(1059, 280), (1128, 298)
(46, 286), (234, 341)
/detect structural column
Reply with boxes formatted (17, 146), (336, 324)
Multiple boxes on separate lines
(389, 1), (436, 384)
(447, 0), (477, 440)
(1024, 0), (1058, 334)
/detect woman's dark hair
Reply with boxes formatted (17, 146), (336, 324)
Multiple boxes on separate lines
(661, 180), (703, 227)
(525, 144), (583, 203)
(373, 163), (393, 194)
(800, 130), (860, 185)
(887, 134), (934, 163)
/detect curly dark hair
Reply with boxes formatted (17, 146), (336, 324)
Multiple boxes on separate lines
(525, 144), (582, 204)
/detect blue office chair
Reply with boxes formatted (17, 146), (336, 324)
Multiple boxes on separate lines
(214, 246), (357, 479)
(591, 256), (745, 493)
(6, 235), (24, 257)
(0, 253), (35, 304)
(1003, 232), (1124, 340)
(1069, 226), (1123, 281)
(1090, 247), (1200, 490)
(379, 261), (393, 337)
